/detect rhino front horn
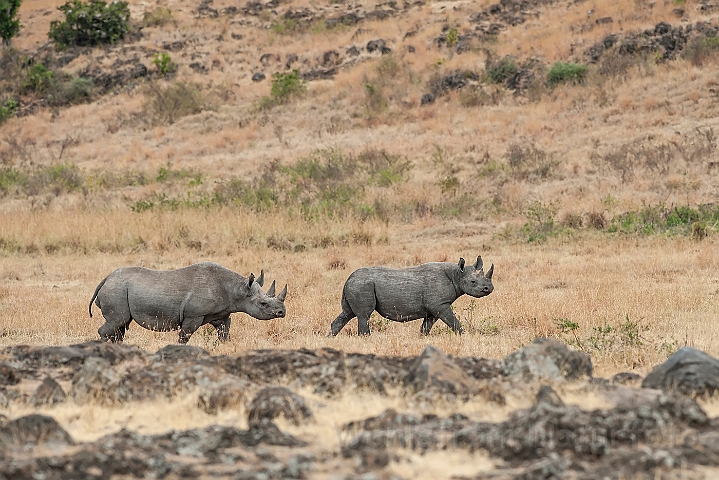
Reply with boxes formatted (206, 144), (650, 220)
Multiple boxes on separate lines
(257, 270), (265, 287)
(277, 284), (287, 302)
(267, 280), (276, 296)
(248, 273), (255, 287)
(486, 264), (494, 280)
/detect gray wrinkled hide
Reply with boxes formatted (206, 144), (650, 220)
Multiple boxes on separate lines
(330, 256), (494, 336)
(89, 262), (287, 344)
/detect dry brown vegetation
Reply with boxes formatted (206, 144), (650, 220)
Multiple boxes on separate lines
(1, 0), (719, 474)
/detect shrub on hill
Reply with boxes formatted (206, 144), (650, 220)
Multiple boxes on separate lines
(547, 62), (588, 86)
(49, 0), (130, 49)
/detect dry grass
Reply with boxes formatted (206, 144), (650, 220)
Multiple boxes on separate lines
(1, 208), (718, 378)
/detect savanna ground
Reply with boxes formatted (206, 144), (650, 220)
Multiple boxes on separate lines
(1, 0), (719, 476)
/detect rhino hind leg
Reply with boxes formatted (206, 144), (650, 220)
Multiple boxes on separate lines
(209, 316), (231, 342)
(420, 315), (438, 336)
(98, 321), (129, 343)
(178, 316), (205, 344)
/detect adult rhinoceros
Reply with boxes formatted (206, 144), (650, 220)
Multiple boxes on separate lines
(329, 256), (494, 336)
(89, 262), (287, 343)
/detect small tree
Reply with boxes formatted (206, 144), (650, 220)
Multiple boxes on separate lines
(0, 0), (22, 48)
(49, 0), (130, 49)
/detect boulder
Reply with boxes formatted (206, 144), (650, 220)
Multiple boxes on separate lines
(403, 345), (474, 396)
(30, 376), (67, 407)
(503, 337), (593, 382)
(0, 414), (74, 449)
(642, 347), (719, 398)
(248, 387), (313, 425)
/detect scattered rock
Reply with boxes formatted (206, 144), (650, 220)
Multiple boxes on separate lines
(642, 346), (719, 398)
(0, 363), (20, 386)
(346, 46), (360, 57)
(503, 337), (593, 382)
(248, 387), (313, 426)
(252, 72), (266, 82)
(153, 345), (209, 363)
(420, 93), (435, 105)
(403, 345), (474, 396)
(0, 414), (74, 449)
(30, 376), (67, 407)
(366, 39), (387, 53)
(612, 371), (642, 386)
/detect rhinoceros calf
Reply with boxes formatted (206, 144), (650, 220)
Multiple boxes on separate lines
(89, 262), (287, 344)
(329, 256), (494, 336)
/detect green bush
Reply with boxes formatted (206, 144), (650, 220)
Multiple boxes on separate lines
(47, 76), (94, 106)
(486, 56), (517, 83)
(152, 52), (176, 77)
(683, 35), (719, 66)
(0, 0), (22, 47)
(270, 69), (305, 101)
(20, 63), (53, 94)
(49, 0), (130, 49)
(0, 97), (17, 122)
(445, 27), (458, 48)
(142, 7), (173, 27)
(547, 62), (587, 86)
(145, 82), (204, 124)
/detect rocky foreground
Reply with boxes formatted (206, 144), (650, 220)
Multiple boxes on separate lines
(2, 338), (719, 479)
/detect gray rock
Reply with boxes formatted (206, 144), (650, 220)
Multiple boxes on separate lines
(0, 414), (74, 449)
(403, 345), (474, 396)
(502, 337), (593, 382)
(642, 346), (719, 398)
(252, 72), (266, 82)
(30, 377), (67, 407)
(248, 387), (313, 425)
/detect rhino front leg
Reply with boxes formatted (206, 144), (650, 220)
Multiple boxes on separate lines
(420, 315), (438, 336)
(436, 306), (463, 334)
(210, 316), (231, 342)
(178, 316), (205, 344)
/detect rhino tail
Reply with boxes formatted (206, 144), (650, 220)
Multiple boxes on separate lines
(88, 275), (109, 318)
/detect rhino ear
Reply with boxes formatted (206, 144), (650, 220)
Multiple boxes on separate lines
(257, 270), (265, 287)
(486, 264), (494, 280)
(248, 273), (255, 288)
(277, 284), (287, 302)
(267, 280), (276, 297)
(474, 256), (483, 271)
(458, 257), (465, 272)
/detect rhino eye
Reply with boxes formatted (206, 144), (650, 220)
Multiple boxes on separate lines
(260, 301), (269, 307)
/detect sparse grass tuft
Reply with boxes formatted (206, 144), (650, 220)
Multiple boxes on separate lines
(144, 81), (204, 124)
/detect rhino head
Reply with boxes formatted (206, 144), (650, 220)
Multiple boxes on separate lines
(457, 256), (494, 299)
(244, 270), (287, 320)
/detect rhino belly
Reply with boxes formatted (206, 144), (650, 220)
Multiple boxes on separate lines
(133, 311), (180, 332)
(375, 300), (425, 322)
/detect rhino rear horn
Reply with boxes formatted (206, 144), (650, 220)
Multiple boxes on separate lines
(474, 256), (483, 271)
(267, 280), (276, 296)
(248, 273), (255, 288)
(257, 270), (265, 287)
(458, 257), (465, 272)
(277, 284), (287, 302)
(486, 264), (494, 280)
